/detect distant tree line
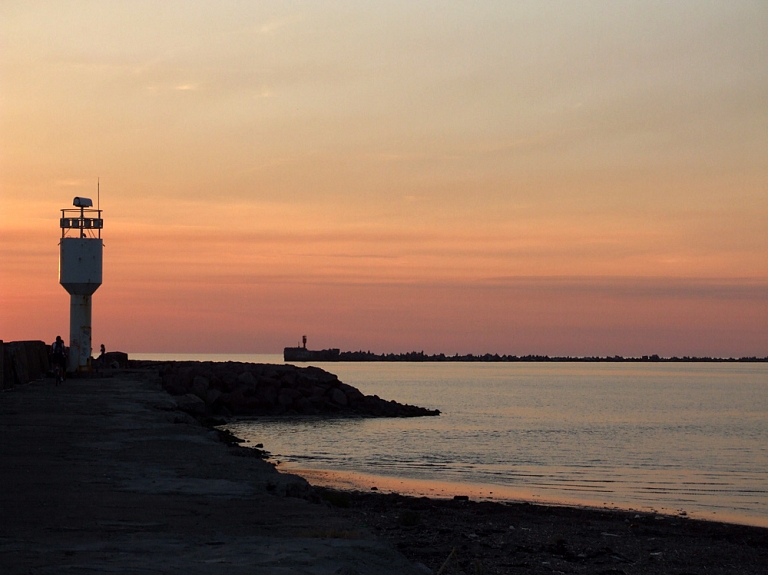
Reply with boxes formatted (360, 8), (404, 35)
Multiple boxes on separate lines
(335, 351), (768, 363)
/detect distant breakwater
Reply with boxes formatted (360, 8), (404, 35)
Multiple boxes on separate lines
(284, 348), (768, 363)
(150, 360), (440, 419)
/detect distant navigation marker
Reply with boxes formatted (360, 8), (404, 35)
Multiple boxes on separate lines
(59, 196), (104, 372)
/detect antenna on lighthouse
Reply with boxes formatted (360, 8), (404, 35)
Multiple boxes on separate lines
(97, 178), (100, 211)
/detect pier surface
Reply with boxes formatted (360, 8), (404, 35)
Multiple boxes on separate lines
(0, 369), (421, 574)
(3, 366), (766, 574)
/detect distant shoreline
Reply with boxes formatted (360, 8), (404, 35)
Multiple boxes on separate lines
(284, 347), (768, 363)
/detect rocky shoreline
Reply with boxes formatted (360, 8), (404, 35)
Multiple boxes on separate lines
(148, 360), (440, 419)
(2, 363), (767, 574)
(317, 488), (768, 574)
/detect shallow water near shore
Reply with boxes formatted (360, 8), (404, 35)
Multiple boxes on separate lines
(135, 354), (768, 527)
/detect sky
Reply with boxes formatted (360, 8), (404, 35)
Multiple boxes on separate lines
(1, 1), (766, 356)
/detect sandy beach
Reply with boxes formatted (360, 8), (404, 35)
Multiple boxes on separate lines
(2, 366), (766, 574)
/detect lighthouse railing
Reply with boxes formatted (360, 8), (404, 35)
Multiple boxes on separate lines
(60, 208), (103, 239)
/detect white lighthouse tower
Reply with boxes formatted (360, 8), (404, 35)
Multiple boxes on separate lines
(59, 197), (103, 372)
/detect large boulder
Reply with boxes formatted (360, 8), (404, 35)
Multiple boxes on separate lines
(161, 372), (190, 396)
(278, 388), (301, 406)
(2, 341), (49, 387)
(191, 376), (209, 398)
(101, 351), (128, 368)
(175, 394), (207, 416)
(220, 371), (237, 391)
(204, 388), (222, 406)
(329, 388), (348, 406)
(237, 371), (256, 386)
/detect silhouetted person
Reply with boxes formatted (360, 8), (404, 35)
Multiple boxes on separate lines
(100, 344), (106, 357)
(51, 336), (66, 384)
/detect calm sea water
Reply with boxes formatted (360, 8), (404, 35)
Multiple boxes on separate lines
(135, 354), (768, 526)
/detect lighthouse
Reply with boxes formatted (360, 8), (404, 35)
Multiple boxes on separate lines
(59, 197), (103, 372)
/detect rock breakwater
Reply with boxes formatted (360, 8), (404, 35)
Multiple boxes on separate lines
(153, 361), (440, 419)
(1, 340), (50, 389)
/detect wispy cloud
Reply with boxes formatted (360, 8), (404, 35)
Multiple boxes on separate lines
(55, 179), (86, 187)
(258, 14), (304, 34)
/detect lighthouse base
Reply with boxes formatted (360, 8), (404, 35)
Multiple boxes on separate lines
(68, 294), (93, 372)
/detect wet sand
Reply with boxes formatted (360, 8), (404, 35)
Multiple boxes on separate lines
(286, 466), (768, 528)
(2, 366), (766, 574)
(317, 487), (768, 574)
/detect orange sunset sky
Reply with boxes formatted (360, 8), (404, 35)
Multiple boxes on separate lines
(1, 2), (766, 356)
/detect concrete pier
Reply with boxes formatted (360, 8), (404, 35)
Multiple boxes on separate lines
(0, 368), (422, 574)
